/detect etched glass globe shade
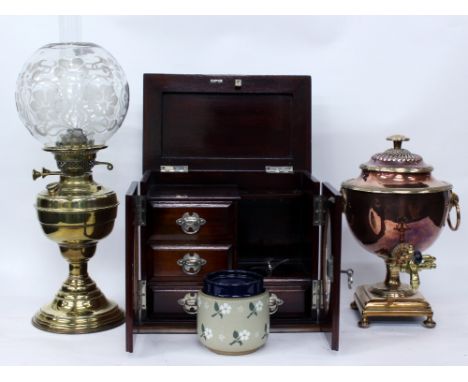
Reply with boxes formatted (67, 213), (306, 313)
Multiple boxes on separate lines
(15, 42), (129, 147)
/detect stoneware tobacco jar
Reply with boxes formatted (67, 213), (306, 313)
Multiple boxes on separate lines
(178, 270), (283, 355)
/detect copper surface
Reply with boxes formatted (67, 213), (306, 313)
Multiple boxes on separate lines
(343, 188), (450, 255)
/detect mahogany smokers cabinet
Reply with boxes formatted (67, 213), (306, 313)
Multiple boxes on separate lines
(126, 74), (343, 352)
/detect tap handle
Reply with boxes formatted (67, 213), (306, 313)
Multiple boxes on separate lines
(406, 250), (436, 290)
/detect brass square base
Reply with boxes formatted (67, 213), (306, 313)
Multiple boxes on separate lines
(351, 285), (436, 328)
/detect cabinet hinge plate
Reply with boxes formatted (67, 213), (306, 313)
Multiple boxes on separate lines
(311, 280), (323, 311)
(265, 166), (293, 174)
(160, 165), (189, 173)
(137, 280), (147, 311)
(313, 195), (327, 226)
(134, 195), (146, 226)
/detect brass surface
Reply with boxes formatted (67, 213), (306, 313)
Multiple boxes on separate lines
(31, 146), (123, 334)
(386, 134), (409, 146)
(351, 243), (437, 327)
(358, 164), (434, 174)
(341, 178), (452, 194)
(360, 135), (433, 173)
(352, 285), (435, 328)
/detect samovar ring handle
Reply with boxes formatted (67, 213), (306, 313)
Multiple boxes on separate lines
(447, 192), (461, 231)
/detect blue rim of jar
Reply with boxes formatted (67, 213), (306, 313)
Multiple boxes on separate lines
(202, 270), (265, 298)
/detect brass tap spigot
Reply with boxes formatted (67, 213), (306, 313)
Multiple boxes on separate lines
(402, 251), (436, 291)
(389, 243), (436, 292)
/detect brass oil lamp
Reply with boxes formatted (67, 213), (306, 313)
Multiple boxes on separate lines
(341, 135), (460, 328)
(15, 42), (129, 333)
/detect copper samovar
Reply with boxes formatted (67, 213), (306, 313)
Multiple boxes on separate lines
(341, 135), (460, 328)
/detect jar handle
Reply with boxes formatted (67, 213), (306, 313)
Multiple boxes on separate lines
(177, 292), (199, 315)
(269, 293), (284, 315)
(447, 192), (461, 231)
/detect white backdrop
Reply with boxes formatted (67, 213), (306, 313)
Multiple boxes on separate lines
(1, 15), (468, 365)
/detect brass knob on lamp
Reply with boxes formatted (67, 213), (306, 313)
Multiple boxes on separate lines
(32, 167), (62, 181)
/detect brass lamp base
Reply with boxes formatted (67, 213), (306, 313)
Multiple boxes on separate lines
(33, 302), (123, 334)
(351, 284), (436, 329)
(31, 145), (125, 334)
(32, 260), (124, 334)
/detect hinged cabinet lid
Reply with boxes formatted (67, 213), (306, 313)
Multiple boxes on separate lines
(143, 74), (311, 173)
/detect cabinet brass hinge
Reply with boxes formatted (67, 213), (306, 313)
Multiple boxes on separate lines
(137, 280), (147, 311)
(134, 195), (146, 226)
(311, 279), (331, 313)
(313, 195), (327, 226)
(265, 166), (293, 174)
(311, 280), (324, 311)
(160, 165), (189, 173)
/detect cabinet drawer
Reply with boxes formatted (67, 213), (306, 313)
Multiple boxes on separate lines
(265, 280), (311, 319)
(149, 245), (232, 278)
(147, 201), (235, 242)
(146, 280), (311, 321)
(148, 283), (201, 319)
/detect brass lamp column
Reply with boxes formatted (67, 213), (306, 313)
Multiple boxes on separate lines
(16, 43), (129, 333)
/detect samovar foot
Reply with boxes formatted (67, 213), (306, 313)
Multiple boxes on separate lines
(423, 316), (436, 329)
(350, 300), (358, 310)
(358, 316), (369, 328)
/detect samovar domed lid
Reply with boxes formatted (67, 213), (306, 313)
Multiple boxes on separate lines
(360, 135), (433, 174)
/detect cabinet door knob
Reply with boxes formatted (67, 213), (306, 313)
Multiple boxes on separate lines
(177, 253), (207, 275)
(176, 212), (206, 234)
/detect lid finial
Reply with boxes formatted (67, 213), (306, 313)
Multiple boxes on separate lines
(357, 135), (433, 173)
(386, 134), (410, 149)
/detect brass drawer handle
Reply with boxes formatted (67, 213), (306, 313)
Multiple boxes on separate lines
(176, 212), (206, 234)
(176, 253), (207, 275)
(177, 292), (198, 315)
